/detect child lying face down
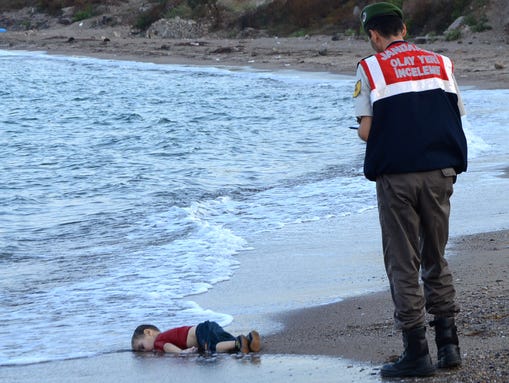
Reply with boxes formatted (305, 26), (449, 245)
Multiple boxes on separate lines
(131, 320), (261, 354)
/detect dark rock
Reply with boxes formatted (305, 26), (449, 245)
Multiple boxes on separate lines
(211, 47), (234, 54)
(318, 48), (328, 56)
(238, 27), (268, 39)
(58, 18), (72, 26)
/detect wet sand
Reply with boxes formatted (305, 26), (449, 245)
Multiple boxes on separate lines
(263, 230), (509, 383)
(1, 23), (508, 89)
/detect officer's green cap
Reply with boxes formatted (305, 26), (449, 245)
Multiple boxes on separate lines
(360, 2), (403, 31)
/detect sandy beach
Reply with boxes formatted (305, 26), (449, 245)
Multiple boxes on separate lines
(1, 20), (508, 89)
(263, 230), (509, 382)
(1, 16), (508, 383)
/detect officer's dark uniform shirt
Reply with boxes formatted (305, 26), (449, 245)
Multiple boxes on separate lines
(354, 41), (467, 181)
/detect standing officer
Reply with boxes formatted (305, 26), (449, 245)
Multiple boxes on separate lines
(353, 2), (467, 378)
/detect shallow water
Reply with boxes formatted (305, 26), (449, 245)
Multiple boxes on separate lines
(0, 50), (507, 365)
(0, 351), (382, 383)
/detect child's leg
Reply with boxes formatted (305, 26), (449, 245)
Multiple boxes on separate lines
(195, 321), (237, 353)
(195, 322), (256, 353)
(215, 340), (237, 352)
(217, 336), (251, 353)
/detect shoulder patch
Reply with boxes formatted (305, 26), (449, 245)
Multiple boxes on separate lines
(353, 80), (362, 98)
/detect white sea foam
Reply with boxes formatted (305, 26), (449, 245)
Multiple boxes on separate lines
(462, 117), (491, 158)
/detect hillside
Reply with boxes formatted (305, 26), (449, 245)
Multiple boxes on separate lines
(1, 0), (507, 88)
(0, 0), (507, 41)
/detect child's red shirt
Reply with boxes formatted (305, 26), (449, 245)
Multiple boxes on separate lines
(154, 326), (193, 351)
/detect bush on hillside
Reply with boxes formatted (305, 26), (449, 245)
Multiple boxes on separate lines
(0, 1), (123, 15)
(0, 0), (31, 11)
(403, 0), (470, 35)
(0, 0), (493, 36)
(134, 0), (172, 30)
(237, 0), (485, 36)
(238, 0), (360, 35)
(133, 0), (224, 31)
(38, 0), (122, 15)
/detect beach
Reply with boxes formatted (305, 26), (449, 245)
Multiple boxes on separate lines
(1, 20), (508, 89)
(263, 230), (509, 383)
(1, 20), (509, 383)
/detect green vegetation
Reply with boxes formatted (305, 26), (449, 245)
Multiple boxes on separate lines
(464, 14), (492, 32)
(0, 0), (495, 37)
(0, 1), (121, 16)
(445, 29), (462, 41)
(134, 1), (171, 31)
(0, 0), (31, 11)
(390, 0), (466, 36)
(0, 0), (121, 17)
(238, 0), (360, 36)
(237, 0), (496, 37)
(37, 0), (120, 16)
(166, 3), (193, 19)
(344, 28), (356, 37)
(72, 5), (95, 22)
(133, 0), (223, 31)
(290, 29), (309, 38)
(187, 0), (221, 28)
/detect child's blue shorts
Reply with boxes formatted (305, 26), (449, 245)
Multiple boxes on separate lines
(195, 321), (236, 353)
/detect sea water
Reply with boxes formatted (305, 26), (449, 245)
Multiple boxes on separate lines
(0, 50), (507, 365)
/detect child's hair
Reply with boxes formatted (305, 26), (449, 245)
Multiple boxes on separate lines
(131, 324), (160, 349)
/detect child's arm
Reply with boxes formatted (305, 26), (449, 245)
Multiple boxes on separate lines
(163, 343), (197, 354)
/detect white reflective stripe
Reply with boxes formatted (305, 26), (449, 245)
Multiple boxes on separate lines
(364, 54), (458, 103)
(440, 55), (465, 115)
(363, 56), (387, 105)
(364, 55), (386, 88)
(376, 77), (457, 101)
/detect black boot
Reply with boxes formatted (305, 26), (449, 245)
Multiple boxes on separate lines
(381, 326), (436, 378)
(430, 317), (462, 368)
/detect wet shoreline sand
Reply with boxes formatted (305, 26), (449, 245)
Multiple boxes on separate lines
(264, 230), (509, 382)
(1, 230), (506, 383)
(1, 25), (508, 88)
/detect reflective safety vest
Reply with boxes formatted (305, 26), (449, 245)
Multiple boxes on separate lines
(359, 41), (467, 181)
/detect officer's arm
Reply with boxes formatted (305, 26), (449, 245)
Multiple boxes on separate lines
(358, 116), (372, 142)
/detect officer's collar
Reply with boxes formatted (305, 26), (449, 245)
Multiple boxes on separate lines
(384, 40), (407, 50)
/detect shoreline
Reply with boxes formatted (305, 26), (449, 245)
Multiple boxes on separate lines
(1, 27), (508, 89)
(263, 229), (509, 382)
(1, 230), (506, 383)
